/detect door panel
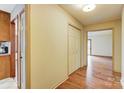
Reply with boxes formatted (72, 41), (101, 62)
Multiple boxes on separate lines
(68, 26), (81, 75)
(14, 10), (26, 89)
(69, 36), (74, 74)
(20, 11), (26, 89)
(16, 11), (26, 89)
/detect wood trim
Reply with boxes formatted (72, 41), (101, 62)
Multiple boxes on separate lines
(0, 10), (10, 14)
(25, 4), (31, 89)
(85, 28), (113, 32)
(10, 22), (15, 77)
(11, 17), (20, 89)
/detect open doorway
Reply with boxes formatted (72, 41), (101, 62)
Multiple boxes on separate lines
(87, 30), (113, 69)
(87, 30), (113, 68)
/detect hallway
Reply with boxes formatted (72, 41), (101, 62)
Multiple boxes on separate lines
(57, 56), (122, 89)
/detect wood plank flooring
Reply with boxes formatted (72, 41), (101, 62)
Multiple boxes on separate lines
(57, 56), (122, 89)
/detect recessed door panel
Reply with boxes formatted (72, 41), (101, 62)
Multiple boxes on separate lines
(68, 26), (80, 75)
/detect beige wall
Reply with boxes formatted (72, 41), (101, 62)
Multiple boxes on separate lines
(29, 4), (82, 88)
(84, 19), (122, 72)
(88, 31), (112, 57)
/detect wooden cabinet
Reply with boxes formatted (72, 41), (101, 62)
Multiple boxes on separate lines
(0, 56), (10, 79)
(0, 10), (10, 41)
(0, 10), (11, 80)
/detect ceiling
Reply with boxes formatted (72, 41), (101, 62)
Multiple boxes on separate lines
(88, 30), (112, 37)
(0, 4), (16, 13)
(0, 4), (123, 24)
(61, 4), (123, 25)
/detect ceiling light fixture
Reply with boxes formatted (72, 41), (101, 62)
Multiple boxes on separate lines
(82, 4), (96, 12)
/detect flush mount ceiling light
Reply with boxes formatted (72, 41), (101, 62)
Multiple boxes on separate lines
(82, 4), (96, 12)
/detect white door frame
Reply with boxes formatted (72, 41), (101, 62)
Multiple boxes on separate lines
(20, 11), (26, 89)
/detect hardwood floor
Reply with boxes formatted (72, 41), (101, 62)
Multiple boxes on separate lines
(57, 56), (122, 89)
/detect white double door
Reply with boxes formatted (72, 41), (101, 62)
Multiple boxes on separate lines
(68, 25), (81, 75)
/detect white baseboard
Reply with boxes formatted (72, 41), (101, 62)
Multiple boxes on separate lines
(121, 80), (124, 89)
(52, 77), (68, 89)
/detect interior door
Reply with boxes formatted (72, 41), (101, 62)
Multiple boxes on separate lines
(14, 10), (26, 89)
(20, 11), (26, 89)
(68, 25), (81, 75)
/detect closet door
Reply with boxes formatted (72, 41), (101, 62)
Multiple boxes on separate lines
(68, 25), (81, 75)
